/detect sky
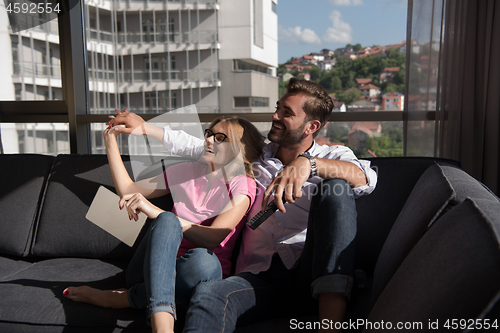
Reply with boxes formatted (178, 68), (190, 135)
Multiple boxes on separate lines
(276, 0), (408, 63)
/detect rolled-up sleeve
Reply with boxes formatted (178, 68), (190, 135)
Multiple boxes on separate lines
(313, 144), (378, 198)
(162, 125), (205, 159)
(351, 159), (377, 198)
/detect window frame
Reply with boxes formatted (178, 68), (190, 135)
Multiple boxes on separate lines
(0, 0), (436, 155)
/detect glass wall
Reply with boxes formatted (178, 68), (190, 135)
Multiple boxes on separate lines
(320, 121), (403, 158)
(0, 1), (66, 154)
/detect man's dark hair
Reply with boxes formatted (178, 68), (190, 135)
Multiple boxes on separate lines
(285, 77), (334, 137)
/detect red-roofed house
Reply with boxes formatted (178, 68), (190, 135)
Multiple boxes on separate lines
(300, 55), (316, 65)
(380, 67), (401, 82)
(348, 122), (382, 149)
(356, 78), (373, 88)
(382, 92), (404, 111)
(369, 46), (387, 56)
(386, 40), (406, 54)
(359, 84), (381, 97)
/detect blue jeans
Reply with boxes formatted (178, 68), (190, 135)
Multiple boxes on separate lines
(183, 179), (357, 332)
(126, 212), (222, 320)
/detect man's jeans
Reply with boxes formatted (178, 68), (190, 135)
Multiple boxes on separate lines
(126, 212), (222, 320)
(183, 179), (357, 332)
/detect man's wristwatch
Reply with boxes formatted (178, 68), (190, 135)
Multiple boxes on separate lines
(298, 153), (318, 179)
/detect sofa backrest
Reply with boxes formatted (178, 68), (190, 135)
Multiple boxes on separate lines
(0, 154), (54, 257)
(30, 154), (172, 260)
(370, 163), (499, 305)
(354, 157), (459, 276)
(365, 198), (500, 331)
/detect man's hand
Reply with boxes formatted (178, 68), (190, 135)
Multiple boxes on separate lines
(106, 109), (146, 136)
(262, 156), (311, 213)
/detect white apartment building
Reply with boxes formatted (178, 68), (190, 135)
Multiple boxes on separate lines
(0, 0), (278, 154)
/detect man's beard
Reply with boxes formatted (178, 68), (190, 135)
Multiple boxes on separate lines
(267, 121), (307, 148)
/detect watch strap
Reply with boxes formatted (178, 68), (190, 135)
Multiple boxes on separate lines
(298, 153), (317, 178)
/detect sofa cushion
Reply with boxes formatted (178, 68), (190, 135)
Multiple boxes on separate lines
(0, 154), (54, 257)
(0, 257), (148, 331)
(366, 198), (500, 330)
(31, 154), (172, 260)
(0, 256), (33, 280)
(371, 163), (499, 305)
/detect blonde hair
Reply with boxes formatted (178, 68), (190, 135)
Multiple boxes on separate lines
(208, 116), (265, 179)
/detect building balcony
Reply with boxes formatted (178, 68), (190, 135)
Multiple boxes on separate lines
(88, 69), (218, 82)
(116, 30), (218, 45)
(13, 62), (61, 79)
(87, 68), (219, 92)
(88, 29), (114, 43)
(89, 105), (220, 115)
(117, 69), (218, 83)
(11, 15), (59, 35)
(113, 0), (218, 11)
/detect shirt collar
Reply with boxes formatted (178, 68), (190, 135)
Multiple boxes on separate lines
(262, 140), (318, 162)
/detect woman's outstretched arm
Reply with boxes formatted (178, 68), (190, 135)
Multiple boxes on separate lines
(103, 126), (169, 199)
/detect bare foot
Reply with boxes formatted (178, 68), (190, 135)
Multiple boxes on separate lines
(318, 292), (346, 332)
(150, 311), (175, 333)
(63, 286), (130, 309)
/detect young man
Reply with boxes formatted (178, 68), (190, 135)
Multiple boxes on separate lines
(108, 78), (377, 332)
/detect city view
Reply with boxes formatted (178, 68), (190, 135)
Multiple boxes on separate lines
(0, 0), (421, 158)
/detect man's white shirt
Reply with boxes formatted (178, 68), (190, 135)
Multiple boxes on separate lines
(161, 125), (377, 274)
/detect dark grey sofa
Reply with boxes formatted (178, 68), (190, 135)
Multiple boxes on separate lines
(0, 154), (499, 332)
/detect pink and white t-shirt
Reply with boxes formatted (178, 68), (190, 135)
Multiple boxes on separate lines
(164, 162), (256, 277)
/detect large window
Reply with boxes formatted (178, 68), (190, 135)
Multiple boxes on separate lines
(0, 1), (66, 154)
(0, 0), (425, 158)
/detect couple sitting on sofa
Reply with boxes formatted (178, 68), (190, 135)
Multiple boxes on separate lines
(64, 78), (377, 333)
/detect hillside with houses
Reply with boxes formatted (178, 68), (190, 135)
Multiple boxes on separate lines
(277, 41), (406, 157)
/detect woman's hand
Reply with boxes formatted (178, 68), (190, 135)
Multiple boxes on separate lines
(103, 124), (126, 141)
(119, 193), (164, 221)
(107, 109), (146, 136)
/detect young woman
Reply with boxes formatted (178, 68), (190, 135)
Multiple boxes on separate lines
(64, 115), (264, 333)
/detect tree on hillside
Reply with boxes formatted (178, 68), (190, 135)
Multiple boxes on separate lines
(304, 65), (322, 82)
(365, 122), (403, 157)
(336, 88), (362, 105)
(277, 64), (287, 76)
(326, 122), (349, 145)
(278, 45), (406, 97)
(331, 76), (343, 93)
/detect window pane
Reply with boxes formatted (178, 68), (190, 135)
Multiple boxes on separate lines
(251, 97), (269, 107)
(320, 121), (403, 158)
(85, 2), (220, 119)
(1, 123), (69, 155)
(234, 97), (250, 108)
(1, 8), (61, 101)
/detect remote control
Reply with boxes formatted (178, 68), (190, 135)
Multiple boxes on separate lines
(247, 195), (287, 230)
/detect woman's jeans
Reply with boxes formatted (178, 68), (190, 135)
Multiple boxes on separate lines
(183, 179), (357, 332)
(125, 212), (222, 320)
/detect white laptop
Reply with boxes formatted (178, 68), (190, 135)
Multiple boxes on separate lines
(86, 186), (147, 247)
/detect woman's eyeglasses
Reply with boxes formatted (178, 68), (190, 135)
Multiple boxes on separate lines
(204, 129), (228, 144)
